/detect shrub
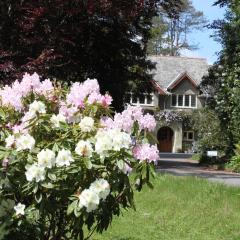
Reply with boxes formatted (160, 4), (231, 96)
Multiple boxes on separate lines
(228, 144), (240, 172)
(191, 108), (228, 158)
(0, 73), (158, 240)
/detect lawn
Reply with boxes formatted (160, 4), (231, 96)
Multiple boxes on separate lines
(93, 174), (240, 240)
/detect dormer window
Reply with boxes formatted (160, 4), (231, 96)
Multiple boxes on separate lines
(125, 92), (154, 106)
(171, 94), (197, 108)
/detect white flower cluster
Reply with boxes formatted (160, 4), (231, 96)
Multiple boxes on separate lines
(5, 134), (35, 151)
(75, 140), (93, 157)
(25, 148), (74, 182)
(50, 113), (66, 128)
(20, 101), (47, 130)
(6, 126), (132, 185)
(14, 203), (26, 216)
(29, 100), (46, 115)
(95, 128), (131, 157)
(25, 163), (46, 182)
(79, 179), (110, 212)
(5, 135), (15, 148)
(37, 149), (56, 168)
(56, 149), (74, 167)
(16, 134), (36, 151)
(156, 110), (183, 124)
(79, 117), (94, 132)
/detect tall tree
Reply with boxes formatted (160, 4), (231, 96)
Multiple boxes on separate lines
(0, 0), (181, 110)
(148, 0), (207, 56)
(201, 0), (240, 154)
(147, 16), (168, 55)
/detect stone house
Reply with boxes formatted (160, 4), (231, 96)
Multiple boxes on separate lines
(126, 56), (209, 153)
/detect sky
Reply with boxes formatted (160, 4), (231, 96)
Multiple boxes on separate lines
(181, 0), (226, 64)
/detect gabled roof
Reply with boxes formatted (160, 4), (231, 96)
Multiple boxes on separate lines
(167, 71), (198, 90)
(149, 56), (209, 90)
(150, 79), (167, 95)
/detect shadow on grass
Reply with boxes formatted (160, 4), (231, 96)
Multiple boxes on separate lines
(94, 237), (137, 240)
(109, 238), (136, 240)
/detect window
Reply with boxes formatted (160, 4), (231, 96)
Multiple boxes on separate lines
(178, 95), (183, 106)
(183, 131), (188, 139)
(172, 95), (177, 106)
(191, 95), (196, 107)
(126, 92), (154, 106)
(188, 132), (193, 140)
(183, 131), (194, 141)
(171, 94), (197, 108)
(146, 94), (153, 104)
(132, 93), (138, 103)
(185, 95), (190, 107)
(139, 94), (145, 104)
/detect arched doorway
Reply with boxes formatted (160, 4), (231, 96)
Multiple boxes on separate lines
(157, 127), (174, 152)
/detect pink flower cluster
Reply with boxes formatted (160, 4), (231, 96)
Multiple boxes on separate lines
(88, 92), (112, 107)
(12, 124), (28, 134)
(0, 73), (54, 111)
(138, 113), (157, 132)
(0, 73), (112, 118)
(59, 102), (79, 123)
(101, 105), (156, 133)
(133, 144), (159, 163)
(66, 78), (112, 108)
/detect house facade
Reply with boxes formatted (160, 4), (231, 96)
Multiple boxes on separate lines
(127, 56), (209, 153)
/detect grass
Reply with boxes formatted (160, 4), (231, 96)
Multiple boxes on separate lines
(191, 153), (201, 161)
(93, 174), (240, 240)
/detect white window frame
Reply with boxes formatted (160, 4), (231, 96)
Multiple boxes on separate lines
(127, 92), (155, 106)
(183, 131), (194, 141)
(171, 94), (197, 109)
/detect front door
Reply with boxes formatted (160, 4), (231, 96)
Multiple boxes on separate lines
(158, 127), (174, 152)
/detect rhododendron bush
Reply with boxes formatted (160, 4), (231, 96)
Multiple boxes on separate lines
(0, 73), (159, 240)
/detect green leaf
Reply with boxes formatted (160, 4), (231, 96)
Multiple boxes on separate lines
(52, 143), (59, 152)
(35, 193), (42, 203)
(48, 173), (57, 181)
(92, 105), (98, 114)
(27, 154), (34, 163)
(117, 160), (124, 170)
(33, 185), (38, 194)
(146, 132), (159, 144)
(0, 109), (6, 120)
(68, 168), (80, 174)
(74, 205), (82, 218)
(0, 151), (6, 160)
(67, 200), (78, 215)
(85, 160), (92, 170)
(41, 182), (54, 189)
(149, 164), (156, 178)
(0, 146), (7, 151)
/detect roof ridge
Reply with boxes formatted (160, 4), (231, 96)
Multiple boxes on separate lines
(149, 55), (207, 61)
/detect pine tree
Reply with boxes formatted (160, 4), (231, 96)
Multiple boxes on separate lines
(148, 0), (207, 56)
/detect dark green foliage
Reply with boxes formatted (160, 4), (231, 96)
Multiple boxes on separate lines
(147, 15), (169, 55)
(0, 0), (181, 110)
(191, 108), (228, 155)
(228, 143), (240, 172)
(189, 108), (228, 165)
(201, 0), (240, 155)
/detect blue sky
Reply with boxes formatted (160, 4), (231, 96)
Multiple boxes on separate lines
(181, 0), (226, 64)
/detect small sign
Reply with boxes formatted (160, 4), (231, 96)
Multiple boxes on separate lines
(207, 151), (218, 157)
